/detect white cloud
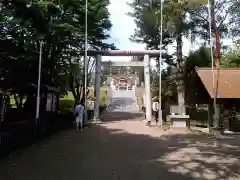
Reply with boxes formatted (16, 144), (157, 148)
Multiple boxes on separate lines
(103, 0), (145, 62)
(104, 0), (233, 65)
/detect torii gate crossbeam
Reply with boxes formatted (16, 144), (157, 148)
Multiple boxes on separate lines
(102, 61), (144, 67)
(80, 50), (161, 56)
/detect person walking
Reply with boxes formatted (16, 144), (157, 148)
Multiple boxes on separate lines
(74, 100), (84, 131)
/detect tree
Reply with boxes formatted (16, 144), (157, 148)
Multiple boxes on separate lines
(189, 0), (239, 66)
(0, 0), (116, 107)
(221, 49), (240, 68)
(157, 0), (209, 109)
(128, 0), (173, 67)
(184, 46), (212, 74)
(129, 0), (207, 107)
(129, 0), (240, 110)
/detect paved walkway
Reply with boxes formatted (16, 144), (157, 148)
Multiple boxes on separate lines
(0, 112), (240, 180)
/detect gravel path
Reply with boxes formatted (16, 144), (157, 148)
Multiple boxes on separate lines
(0, 113), (240, 180)
(0, 88), (240, 180)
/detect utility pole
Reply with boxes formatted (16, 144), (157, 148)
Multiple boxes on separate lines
(84, 0), (88, 121)
(36, 40), (43, 125)
(158, 0), (164, 127)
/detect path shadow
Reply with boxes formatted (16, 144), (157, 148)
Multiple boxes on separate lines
(100, 111), (143, 122)
(0, 116), (240, 179)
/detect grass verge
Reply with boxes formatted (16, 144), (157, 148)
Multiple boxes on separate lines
(59, 87), (108, 112)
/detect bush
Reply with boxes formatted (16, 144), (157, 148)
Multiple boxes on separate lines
(59, 99), (74, 112)
(152, 88), (159, 99)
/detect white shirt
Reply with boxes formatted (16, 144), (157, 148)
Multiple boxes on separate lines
(152, 102), (159, 111)
(87, 100), (94, 110)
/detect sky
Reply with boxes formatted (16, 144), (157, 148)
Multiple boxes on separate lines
(102, 0), (145, 62)
(103, 0), (192, 63)
(103, 0), (233, 63)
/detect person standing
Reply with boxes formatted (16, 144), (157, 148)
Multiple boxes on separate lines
(74, 100), (84, 131)
(142, 94), (146, 119)
(152, 99), (159, 124)
(87, 97), (95, 120)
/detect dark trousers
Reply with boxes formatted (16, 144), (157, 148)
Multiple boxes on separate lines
(142, 107), (146, 119)
(153, 111), (158, 123)
(88, 110), (94, 120)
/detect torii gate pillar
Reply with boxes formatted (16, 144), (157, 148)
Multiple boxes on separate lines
(93, 54), (101, 121)
(144, 54), (152, 122)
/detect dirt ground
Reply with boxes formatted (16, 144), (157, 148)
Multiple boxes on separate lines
(0, 112), (240, 180)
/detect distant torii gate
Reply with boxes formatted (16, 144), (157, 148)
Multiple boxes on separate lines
(80, 50), (162, 125)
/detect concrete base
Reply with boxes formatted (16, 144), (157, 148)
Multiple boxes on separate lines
(224, 130), (240, 135)
(210, 127), (224, 136)
(92, 117), (101, 123)
(168, 114), (190, 128)
(92, 117), (101, 121)
(172, 120), (187, 128)
(91, 118), (102, 125)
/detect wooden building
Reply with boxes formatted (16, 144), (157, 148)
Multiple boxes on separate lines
(185, 67), (240, 131)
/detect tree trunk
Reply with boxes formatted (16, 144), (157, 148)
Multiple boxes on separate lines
(176, 31), (185, 114)
(69, 72), (82, 106)
(211, 0), (221, 128)
(211, 0), (220, 68)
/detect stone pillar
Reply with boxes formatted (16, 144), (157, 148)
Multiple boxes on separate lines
(144, 54), (152, 122)
(93, 54), (101, 121)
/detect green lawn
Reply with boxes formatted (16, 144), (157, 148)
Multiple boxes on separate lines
(10, 96), (17, 107)
(9, 87), (109, 113)
(136, 87), (159, 107)
(59, 87), (108, 112)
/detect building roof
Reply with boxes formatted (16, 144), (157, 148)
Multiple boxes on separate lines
(196, 67), (240, 99)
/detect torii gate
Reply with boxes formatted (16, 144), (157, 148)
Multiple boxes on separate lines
(80, 50), (162, 125)
(103, 63), (140, 86)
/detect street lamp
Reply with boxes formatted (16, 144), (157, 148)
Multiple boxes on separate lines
(36, 38), (43, 125)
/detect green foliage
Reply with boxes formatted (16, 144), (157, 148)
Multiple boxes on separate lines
(127, 0), (173, 65)
(129, 0), (210, 107)
(0, 0), (115, 107)
(221, 49), (240, 68)
(59, 88), (108, 112)
(184, 46), (212, 74)
(188, 0), (238, 41)
(130, 0), (240, 109)
(183, 46), (212, 97)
